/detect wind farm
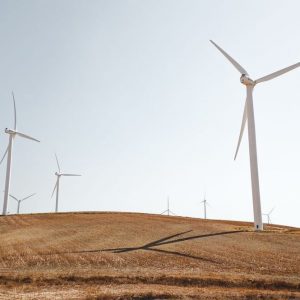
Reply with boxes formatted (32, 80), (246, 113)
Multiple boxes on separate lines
(0, 1), (300, 299)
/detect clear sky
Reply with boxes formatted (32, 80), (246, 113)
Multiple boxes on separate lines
(0, 0), (299, 227)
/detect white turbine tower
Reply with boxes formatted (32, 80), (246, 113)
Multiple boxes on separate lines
(0, 92), (40, 215)
(210, 40), (300, 231)
(9, 193), (35, 214)
(263, 207), (275, 225)
(51, 154), (81, 213)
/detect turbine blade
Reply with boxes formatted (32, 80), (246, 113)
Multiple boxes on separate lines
(255, 62), (300, 84)
(55, 154), (61, 173)
(210, 40), (248, 75)
(61, 173), (81, 176)
(12, 91), (17, 130)
(21, 193), (36, 201)
(234, 97), (248, 160)
(15, 131), (40, 142)
(0, 146), (8, 165)
(269, 207), (275, 215)
(51, 179), (58, 198)
(9, 194), (19, 201)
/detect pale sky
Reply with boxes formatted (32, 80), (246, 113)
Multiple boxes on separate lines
(0, 0), (300, 227)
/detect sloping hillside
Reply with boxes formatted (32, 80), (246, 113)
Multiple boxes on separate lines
(0, 212), (299, 299)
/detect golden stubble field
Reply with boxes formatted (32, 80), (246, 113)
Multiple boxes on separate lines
(0, 212), (299, 299)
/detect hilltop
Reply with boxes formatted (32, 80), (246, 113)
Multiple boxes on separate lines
(0, 212), (299, 299)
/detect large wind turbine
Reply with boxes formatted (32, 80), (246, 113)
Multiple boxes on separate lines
(51, 154), (81, 213)
(0, 92), (40, 215)
(210, 40), (300, 231)
(9, 193), (35, 214)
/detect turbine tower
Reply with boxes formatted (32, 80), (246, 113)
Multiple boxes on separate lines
(161, 196), (176, 216)
(210, 40), (300, 231)
(0, 92), (40, 215)
(9, 193), (35, 214)
(51, 154), (81, 213)
(263, 207), (275, 225)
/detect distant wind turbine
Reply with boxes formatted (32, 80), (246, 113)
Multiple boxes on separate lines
(161, 196), (176, 216)
(51, 154), (81, 213)
(200, 193), (210, 219)
(210, 40), (300, 231)
(9, 193), (35, 214)
(0, 92), (40, 215)
(263, 207), (275, 225)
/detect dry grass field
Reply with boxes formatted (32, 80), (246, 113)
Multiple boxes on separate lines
(0, 212), (299, 299)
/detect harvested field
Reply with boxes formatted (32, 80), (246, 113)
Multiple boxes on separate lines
(0, 212), (299, 299)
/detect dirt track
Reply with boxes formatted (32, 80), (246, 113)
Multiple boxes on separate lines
(0, 212), (299, 299)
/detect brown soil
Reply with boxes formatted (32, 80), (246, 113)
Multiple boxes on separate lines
(0, 212), (299, 299)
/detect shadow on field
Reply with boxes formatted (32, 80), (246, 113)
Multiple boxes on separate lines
(60, 230), (246, 262)
(106, 230), (246, 253)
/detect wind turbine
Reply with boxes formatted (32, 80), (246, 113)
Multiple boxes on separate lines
(210, 40), (300, 231)
(161, 196), (176, 216)
(51, 154), (81, 213)
(0, 92), (40, 215)
(263, 207), (275, 225)
(200, 193), (209, 219)
(9, 193), (35, 214)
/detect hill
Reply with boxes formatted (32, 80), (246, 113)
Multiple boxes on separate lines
(0, 212), (299, 299)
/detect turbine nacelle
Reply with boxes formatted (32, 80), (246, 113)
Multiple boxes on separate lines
(55, 172), (61, 177)
(240, 74), (255, 86)
(5, 128), (15, 135)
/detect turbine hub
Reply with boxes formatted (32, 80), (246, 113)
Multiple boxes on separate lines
(240, 74), (255, 86)
(55, 172), (61, 176)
